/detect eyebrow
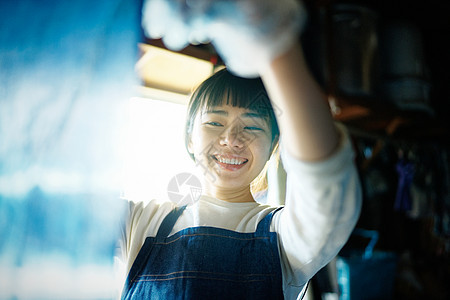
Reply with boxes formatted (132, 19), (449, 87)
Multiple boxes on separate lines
(203, 110), (265, 119)
(203, 109), (228, 116)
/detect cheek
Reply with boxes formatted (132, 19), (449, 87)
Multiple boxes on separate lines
(189, 120), (203, 150)
(251, 138), (272, 163)
(190, 127), (216, 157)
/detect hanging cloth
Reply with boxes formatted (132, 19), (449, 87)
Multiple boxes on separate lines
(394, 159), (415, 212)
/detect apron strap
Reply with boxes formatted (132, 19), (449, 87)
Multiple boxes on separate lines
(155, 205), (187, 241)
(122, 205), (187, 298)
(255, 206), (284, 236)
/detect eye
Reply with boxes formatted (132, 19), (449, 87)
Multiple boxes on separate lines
(204, 121), (223, 127)
(244, 126), (264, 131)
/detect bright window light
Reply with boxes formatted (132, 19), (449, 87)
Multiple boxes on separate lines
(122, 97), (195, 203)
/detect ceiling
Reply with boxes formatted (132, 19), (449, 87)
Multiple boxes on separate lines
(135, 43), (218, 104)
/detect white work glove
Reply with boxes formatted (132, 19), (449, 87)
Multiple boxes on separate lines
(142, 0), (307, 78)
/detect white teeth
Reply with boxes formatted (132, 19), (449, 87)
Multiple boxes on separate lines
(215, 156), (246, 165)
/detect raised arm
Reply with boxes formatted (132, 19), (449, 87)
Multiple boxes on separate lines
(260, 33), (362, 294)
(261, 43), (362, 292)
(261, 44), (339, 161)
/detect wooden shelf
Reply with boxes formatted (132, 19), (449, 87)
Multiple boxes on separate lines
(331, 94), (449, 144)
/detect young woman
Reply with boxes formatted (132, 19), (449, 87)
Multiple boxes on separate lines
(118, 1), (362, 299)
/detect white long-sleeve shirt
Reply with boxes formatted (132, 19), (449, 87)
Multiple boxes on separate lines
(117, 124), (362, 299)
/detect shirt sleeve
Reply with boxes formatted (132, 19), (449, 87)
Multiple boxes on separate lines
(275, 122), (362, 290)
(115, 199), (175, 295)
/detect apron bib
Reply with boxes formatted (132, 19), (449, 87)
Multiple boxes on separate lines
(122, 205), (284, 299)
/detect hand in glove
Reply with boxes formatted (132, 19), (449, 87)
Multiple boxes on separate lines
(142, 0), (307, 78)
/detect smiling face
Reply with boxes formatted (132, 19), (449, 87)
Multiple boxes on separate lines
(188, 104), (273, 191)
(184, 69), (279, 200)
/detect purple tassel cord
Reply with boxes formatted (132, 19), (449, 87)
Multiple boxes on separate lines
(394, 159), (415, 212)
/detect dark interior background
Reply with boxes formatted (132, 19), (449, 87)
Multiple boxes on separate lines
(299, 1), (449, 299)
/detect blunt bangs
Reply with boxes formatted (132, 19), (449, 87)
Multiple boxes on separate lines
(193, 69), (272, 117)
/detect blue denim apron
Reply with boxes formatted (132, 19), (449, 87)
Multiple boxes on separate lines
(122, 205), (284, 299)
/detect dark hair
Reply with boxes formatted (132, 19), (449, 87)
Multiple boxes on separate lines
(185, 68), (280, 160)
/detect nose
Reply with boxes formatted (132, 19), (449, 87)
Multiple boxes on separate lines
(219, 124), (246, 149)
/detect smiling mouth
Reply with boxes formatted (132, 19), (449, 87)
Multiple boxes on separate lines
(212, 154), (248, 166)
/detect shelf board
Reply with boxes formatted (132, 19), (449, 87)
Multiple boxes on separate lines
(331, 94), (449, 144)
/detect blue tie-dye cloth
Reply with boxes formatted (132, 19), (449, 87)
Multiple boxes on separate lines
(0, 0), (140, 298)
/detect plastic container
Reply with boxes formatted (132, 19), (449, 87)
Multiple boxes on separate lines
(337, 229), (398, 300)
